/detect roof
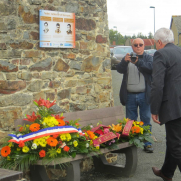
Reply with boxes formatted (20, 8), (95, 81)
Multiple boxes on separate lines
(170, 15), (181, 32)
(130, 39), (154, 46)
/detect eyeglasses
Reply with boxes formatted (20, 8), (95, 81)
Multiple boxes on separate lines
(133, 44), (144, 47)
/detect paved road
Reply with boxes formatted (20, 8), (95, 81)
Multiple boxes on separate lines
(81, 70), (180, 181)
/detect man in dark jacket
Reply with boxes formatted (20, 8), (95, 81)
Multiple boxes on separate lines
(151, 28), (181, 181)
(117, 38), (153, 153)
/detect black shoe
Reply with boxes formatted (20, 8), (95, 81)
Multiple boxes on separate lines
(152, 167), (172, 181)
(144, 145), (153, 153)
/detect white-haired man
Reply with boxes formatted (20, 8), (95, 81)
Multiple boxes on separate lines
(117, 38), (153, 153)
(151, 28), (181, 181)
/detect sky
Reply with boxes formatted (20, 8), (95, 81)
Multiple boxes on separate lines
(107, 0), (181, 37)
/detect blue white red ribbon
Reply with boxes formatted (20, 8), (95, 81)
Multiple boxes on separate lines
(8, 126), (84, 144)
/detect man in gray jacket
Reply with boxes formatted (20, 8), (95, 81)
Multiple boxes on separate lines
(151, 28), (181, 181)
(117, 38), (153, 153)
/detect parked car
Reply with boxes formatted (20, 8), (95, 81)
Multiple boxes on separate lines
(145, 49), (156, 56)
(111, 46), (133, 70)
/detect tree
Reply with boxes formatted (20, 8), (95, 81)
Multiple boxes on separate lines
(148, 32), (153, 39)
(109, 29), (125, 45)
(137, 32), (147, 39)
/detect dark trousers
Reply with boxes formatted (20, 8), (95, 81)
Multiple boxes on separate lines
(161, 117), (181, 178)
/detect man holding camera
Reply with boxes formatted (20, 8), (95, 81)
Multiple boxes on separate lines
(117, 38), (153, 153)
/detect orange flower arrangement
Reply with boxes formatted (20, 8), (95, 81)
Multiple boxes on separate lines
(18, 141), (25, 148)
(39, 150), (46, 157)
(139, 121), (144, 126)
(86, 130), (95, 140)
(57, 119), (65, 126)
(131, 126), (141, 134)
(47, 137), (58, 147)
(19, 126), (25, 132)
(63, 146), (70, 152)
(29, 123), (40, 132)
(1, 146), (11, 157)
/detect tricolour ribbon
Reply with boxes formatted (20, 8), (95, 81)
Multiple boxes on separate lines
(8, 126), (84, 144)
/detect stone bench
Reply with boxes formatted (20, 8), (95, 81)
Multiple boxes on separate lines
(14, 105), (137, 181)
(0, 168), (23, 181)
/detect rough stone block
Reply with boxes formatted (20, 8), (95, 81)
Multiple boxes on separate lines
(49, 81), (61, 88)
(54, 59), (69, 72)
(6, 73), (17, 80)
(0, 60), (18, 72)
(27, 80), (43, 92)
(96, 35), (107, 43)
(81, 56), (101, 72)
(63, 53), (76, 60)
(57, 89), (71, 100)
(23, 50), (41, 58)
(80, 42), (88, 50)
(0, 80), (26, 94)
(30, 31), (39, 40)
(0, 72), (6, 80)
(0, 43), (7, 50)
(17, 72), (32, 80)
(10, 41), (33, 49)
(0, 107), (22, 130)
(76, 18), (96, 31)
(30, 58), (52, 71)
(0, 93), (32, 107)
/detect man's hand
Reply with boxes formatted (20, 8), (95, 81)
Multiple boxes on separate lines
(131, 56), (138, 64)
(151, 114), (160, 124)
(124, 53), (131, 62)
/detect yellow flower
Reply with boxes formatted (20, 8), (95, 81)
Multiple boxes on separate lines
(73, 140), (78, 147)
(90, 140), (93, 145)
(42, 117), (59, 127)
(56, 148), (61, 154)
(33, 138), (40, 146)
(8, 142), (13, 147)
(96, 146), (100, 149)
(65, 133), (71, 141)
(26, 125), (30, 127)
(60, 134), (66, 141)
(22, 146), (29, 153)
(93, 136), (98, 140)
(76, 133), (79, 138)
(17, 148), (21, 151)
(85, 133), (88, 137)
(140, 128), (143, 134)
(7, 156), (11, 160)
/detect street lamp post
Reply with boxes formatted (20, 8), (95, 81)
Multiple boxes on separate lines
(113, 26), (118, 45)
(150, 6), (155, 35)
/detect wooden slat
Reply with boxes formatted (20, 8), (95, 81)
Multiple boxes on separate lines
(35, 142), (132, 165)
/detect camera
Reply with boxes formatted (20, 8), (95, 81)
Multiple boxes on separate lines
(130, 52), (137, 62)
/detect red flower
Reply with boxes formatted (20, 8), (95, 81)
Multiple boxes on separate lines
(1, 146), (11, 157)
(18, 141), (25, 148)
(34, 98), (45, 107)
(63, 146), (70, 152)
(95, 129), (104, 135)
(57, 119), (65, 126)
(53, 134), (59, 139)
(47, 137), (58, 147)
(29, 123), (40, 132)
(43, 100), (56, 109)
(19, 126), (24, 132)
(34, 98), (56, 109)
(24, 112), (38, 122)
(39, 150), (46, 158)
(52, 115), (65, 120)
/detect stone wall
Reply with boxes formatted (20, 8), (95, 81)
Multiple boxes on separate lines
(0, 0), (113, 131)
